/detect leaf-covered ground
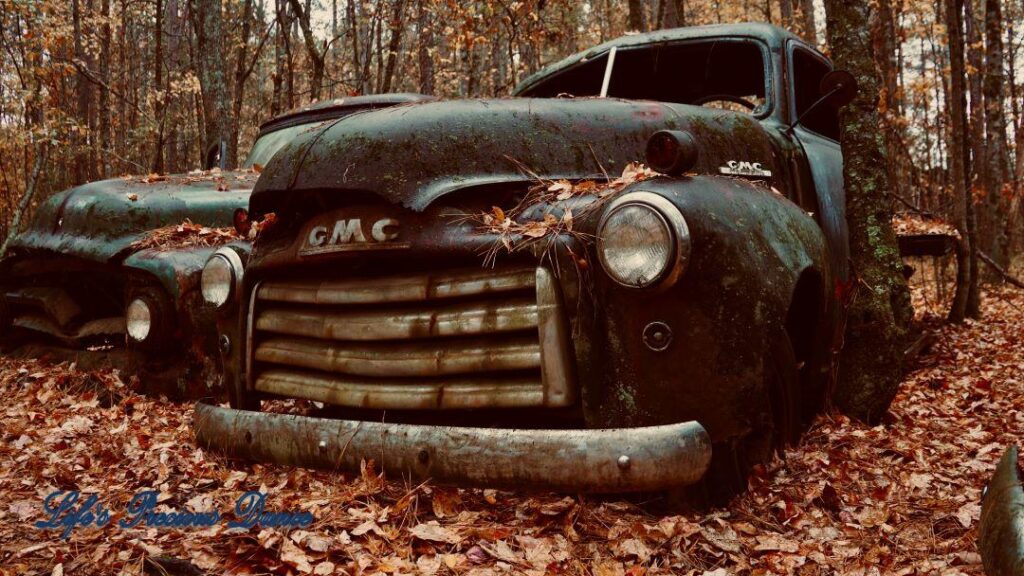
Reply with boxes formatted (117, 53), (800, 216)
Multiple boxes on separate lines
(0, 283), (1021, 575)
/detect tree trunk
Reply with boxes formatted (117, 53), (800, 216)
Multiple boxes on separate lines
(945, 0), (975, 323)
(195, 0), (230, 169)
(800, 0), (817, 44)
(1008, 16), (1024, 252)
(876, 0), (903, 203)
(964, 0), (983, 316)
(288, 0), (325, 101)
(416, 0), (434, 95)
(229, 0), (254, 168)
(272, 0), (287, 115)
(822, 0), (914, 423)
(98, 0), (111, 178)
(73, 0), (96, 184)
(780, 0), (794, 29)
(982, 0), (1011, 266)
(0, 146), (47, 258)
(627, 0), (646, 32)
(152, 0), (165, 173)
(380, 0), (406, 93)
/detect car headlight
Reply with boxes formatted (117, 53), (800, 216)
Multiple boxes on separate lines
(597, 191), (690, 289)
(202, 247), (244, 308)
(126, 298), (153, 342)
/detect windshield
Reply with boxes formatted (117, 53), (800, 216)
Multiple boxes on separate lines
(243, 121), (327, 168)
(520, 39), (770, 116)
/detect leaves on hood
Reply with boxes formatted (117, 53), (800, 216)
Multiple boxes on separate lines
(474, 161), (658, 260)
(129, 219), (242, 252)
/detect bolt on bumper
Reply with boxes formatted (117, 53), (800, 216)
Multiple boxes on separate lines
(193, 401), (712, 493)
(979, 445), (1024, 576)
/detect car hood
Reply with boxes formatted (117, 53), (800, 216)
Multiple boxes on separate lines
(8, 171), (254, 262)
(251, 97), (780, 216)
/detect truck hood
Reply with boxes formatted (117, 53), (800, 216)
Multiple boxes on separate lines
(8, 171), (254, 262)
(251, 98), (780, 215)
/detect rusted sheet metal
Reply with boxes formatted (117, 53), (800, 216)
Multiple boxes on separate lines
(193, 401), (712, 492)
(12, 315), (124, 345)
(8, 175), (252, 264)
(979, 446), (1024, 576)
(257, 94), (435, 134)
(123, 246), (217, 300)
(250, 98), (779, 216)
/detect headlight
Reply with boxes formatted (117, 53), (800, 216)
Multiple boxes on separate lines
(597, 192), (690, 289)
(202, 247), (244, 308)
(126, 298), (153, 342)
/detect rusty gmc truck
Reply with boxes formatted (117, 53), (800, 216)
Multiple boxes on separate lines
(195, 23), (857, 501)
(0, 94), (431, 395)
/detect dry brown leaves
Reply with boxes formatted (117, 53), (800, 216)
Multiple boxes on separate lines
(476, 162), (659, 252)
(0, 283), (1020, 575)
(129, 220), (242, 252)
(893, 212), (961, 238)
(127, 168), (260, 191)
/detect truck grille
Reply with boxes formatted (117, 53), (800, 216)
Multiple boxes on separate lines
(247, 266), (575, 410)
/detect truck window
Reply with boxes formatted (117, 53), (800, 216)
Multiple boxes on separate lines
(523, 40), (770, 116)
(243, 121), (327, 169)
(791, 47), (841, 140)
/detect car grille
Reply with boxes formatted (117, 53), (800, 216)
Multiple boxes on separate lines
(246, 266), (576, 410)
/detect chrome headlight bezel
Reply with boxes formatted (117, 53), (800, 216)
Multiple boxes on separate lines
(597, 191), (691, 290)
(202, 247), (245, 308)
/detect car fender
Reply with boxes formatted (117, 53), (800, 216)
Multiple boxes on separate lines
(577, 175), (832, 444)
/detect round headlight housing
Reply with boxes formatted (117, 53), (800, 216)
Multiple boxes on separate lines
(126, 298), (153, 342)
(597, 192), (690, 289)
(201, 255), (233, 307)
(202, 247), (245, 308)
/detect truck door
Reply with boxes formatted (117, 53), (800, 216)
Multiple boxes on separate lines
(788, 43), (849, 283)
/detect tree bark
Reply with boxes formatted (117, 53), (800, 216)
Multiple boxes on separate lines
(0, 145), (47, 258)
(801, 0), (817, 44)
(229, 0), (255, 168)
(780, 0), (794, 29)
(288, 0), (326, 101)
(73, 0), (96, 184)
(416, 0), (434, 95)
(98, 0), (111, 178)
(982, 0), (1011, 266)
(194, 0), (230, 169)
(945, 0), (975, 323)
(822, 0), (914, 423)
(627, 0), (646, 32)
(380, 0), (406, 93)
(152, 0), (165, 173)
(963, 0), (983, 317)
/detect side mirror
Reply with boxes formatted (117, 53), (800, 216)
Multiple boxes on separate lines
(788, 69), (859, 133)
(819, 70), (858, 108)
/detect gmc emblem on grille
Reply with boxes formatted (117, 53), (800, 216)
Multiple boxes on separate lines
(300, 218), (409, 255)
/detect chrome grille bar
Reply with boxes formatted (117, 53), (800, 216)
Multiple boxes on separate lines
(255, 336), (541, 377)
(255, 297), (538, 341)
(247, 266), (575, 410)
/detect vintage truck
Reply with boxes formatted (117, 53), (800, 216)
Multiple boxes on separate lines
(195, 23), (858, 500)
(0, 94), (431, 395)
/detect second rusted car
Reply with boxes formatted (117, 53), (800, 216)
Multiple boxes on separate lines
(197, 24), (856, 499)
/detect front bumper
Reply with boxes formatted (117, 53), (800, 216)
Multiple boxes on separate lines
(979, 445), (1024, 575)
(193, 401), (712, 493)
